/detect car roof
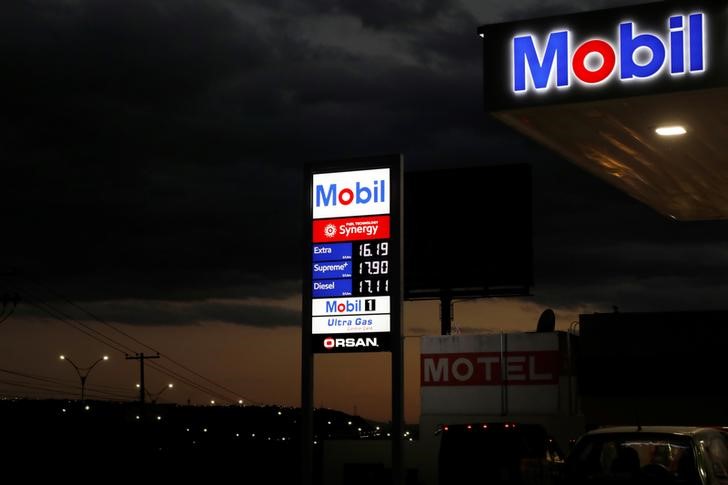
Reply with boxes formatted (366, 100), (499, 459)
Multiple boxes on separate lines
(584, 426), (723, 437)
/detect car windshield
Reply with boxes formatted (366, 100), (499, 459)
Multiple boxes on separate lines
(566, 433), (700, 485)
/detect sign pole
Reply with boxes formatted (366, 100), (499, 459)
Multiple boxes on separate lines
(391, 156), (404, 485)
(301, 337), (314, 485)
(302, 161), (314, 485)
(304, 155), (403, 484)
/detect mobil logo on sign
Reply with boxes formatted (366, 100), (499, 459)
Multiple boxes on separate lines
(313, 168), (390, 219)
(513, 12), (706, 93)
(312, 296), (389, 316)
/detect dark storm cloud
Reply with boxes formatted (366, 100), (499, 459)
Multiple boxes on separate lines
(89, 298), (300, 327)
(491, 0), (650, 23)
(250, 0), (459, 29)
(2, 0), (499, 305)
(4, 0), (728, 321)
(11, 296), (300, 327)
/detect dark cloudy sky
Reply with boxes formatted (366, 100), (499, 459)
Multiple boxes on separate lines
(2, 0), (727, 422)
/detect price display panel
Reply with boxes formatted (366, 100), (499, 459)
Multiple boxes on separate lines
(306, 159), (401, 354)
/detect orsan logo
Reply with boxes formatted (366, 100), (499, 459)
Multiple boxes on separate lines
(323, 337), (379, 350)
(512, 13), (706, 93)
(312, 168), (390, 219)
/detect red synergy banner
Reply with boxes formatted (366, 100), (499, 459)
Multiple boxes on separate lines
(312, 215), (390, 243)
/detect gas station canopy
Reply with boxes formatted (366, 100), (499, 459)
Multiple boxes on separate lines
(479, 0), (728, 221)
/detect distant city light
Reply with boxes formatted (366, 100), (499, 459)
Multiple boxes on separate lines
(61, 409), (66, 413)
(203, 428), (208, 433)
(348, 421), (352, 426)
(238, 399), (243, 405)
(210, 400), (215, 405)
(136, 415), (140, 420)
(327, 421), (332, 425)
(156, 416), (162, 421)
(102, 356), (109, 361)
(84, 405), (90, 411)
(277, 411), (282, 416)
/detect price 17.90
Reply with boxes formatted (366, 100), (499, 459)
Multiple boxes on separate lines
(358, 260), (389, 276)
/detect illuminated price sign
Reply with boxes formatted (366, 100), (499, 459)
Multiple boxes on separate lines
(305, 158), (401, 354)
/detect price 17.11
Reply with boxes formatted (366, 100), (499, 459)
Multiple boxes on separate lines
(357, 278), (389, 295)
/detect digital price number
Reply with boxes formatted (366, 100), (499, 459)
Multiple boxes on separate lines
(354, 241), (390, 296)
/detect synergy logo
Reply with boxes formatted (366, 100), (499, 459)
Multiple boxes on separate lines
(513, 13), (706, 93)
(323, 336), (380, 350)
(313, 168), (390, 219)
(312, 216), (390, 243)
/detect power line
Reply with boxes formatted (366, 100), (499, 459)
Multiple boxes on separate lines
(26, 278), (253, 403)
(9, 290), (240, 403)
(22, 298), (130, 355)
(18, 277), (258, 404)
(0, 292), (19, 324)
(0, 369), (135, 400)
(2, 278), (259, 405)
(0, 378), (134, 401)
(0, 367), (135, 395)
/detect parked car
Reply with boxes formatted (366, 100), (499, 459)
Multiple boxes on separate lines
(562, 426), (728, 484)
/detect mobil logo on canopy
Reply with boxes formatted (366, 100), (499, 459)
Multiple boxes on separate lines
(512, 12), (706, 93)
(313, 168), (390, 219)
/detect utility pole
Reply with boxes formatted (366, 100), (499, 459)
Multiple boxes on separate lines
(126, 353), (160, 404)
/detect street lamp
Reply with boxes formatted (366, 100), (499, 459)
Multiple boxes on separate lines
(137, 382), (174, 404)
(59, 354), (109, 402)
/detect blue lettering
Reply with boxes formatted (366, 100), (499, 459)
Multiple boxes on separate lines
(689, 13), (704, 72)
(315, 184), (336, 207)
(669, 16), (685, 74)
(619, 22), (665, 79)
(513, 31), (568, 92)
(356, 182), (371, 204)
